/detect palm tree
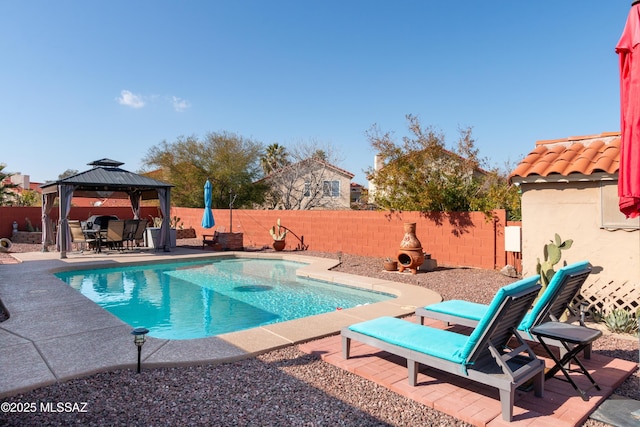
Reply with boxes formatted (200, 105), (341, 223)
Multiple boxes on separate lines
(260, 143), (290, 175)
(311, 149), (327, 161)
(0, 164), (19, 206)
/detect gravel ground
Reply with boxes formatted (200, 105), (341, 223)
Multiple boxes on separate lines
(0, 243), (637, 426)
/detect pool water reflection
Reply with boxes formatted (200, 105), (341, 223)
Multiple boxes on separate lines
(55, 258), (394, 339)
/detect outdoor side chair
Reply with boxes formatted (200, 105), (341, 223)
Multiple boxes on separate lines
(123, 220), (137, 249)
(105, 220), (126, 251)
(69, 220), (96, 252)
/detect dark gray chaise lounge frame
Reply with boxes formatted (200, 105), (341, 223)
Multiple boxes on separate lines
(342, 281), (544, 422)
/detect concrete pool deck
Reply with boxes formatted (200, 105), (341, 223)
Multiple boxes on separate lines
(0, 248), (441, 398)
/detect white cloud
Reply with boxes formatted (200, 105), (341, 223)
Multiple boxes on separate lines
(117, 90), (145, 108)
(172, 96), (191, 112)
(116, 90), (190, 112)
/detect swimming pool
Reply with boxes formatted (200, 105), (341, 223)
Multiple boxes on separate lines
(55, 258), (394, 339)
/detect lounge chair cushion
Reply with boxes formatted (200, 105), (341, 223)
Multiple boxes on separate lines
(349, 275), (540, 365)
(423, 300), (487, 321)
(420, 261), (590, 337)
(348, 317), (470, 363)
(517, 260), (590, 333)
(454, 275), (541, 362)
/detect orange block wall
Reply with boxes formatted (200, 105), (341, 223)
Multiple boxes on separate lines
(173, 208), (509, 270)
(0, 206), (515, 270)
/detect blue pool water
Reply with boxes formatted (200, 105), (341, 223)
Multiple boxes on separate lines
(55, 258), (393, 339)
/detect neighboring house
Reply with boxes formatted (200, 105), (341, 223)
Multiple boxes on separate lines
(8, 173), (33, 191)
(350, 182), (365, 204)
(349, 182), (374, 210)
(257, 158), (354, 210)
(2, 173), (39, 194)
(510, 132), (639, 314)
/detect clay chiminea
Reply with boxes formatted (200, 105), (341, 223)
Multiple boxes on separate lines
(397, 222), (425, 274)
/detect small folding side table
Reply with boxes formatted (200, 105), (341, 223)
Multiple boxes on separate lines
(530, 322), (602, 401)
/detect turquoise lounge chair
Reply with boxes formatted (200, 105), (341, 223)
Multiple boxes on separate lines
(415, 261), (592, 357)
(342, 276), (544, 422)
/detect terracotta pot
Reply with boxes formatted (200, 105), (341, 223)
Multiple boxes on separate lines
(273, 240), (286, 251)
(397, 223), (424, 274)
(400, 222), (422, 249)
(383, 261), (398, 271)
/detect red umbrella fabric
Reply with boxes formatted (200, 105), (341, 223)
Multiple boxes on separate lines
(616, 1), (640, 218)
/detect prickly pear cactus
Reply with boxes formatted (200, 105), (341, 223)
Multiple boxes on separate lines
(535, 233), (573, 292)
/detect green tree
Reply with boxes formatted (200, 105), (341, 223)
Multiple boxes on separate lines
(0, 164), (19, 206)
(470, 163), (522, 221)
(142, 132), (268, 208)
(58, 169), (79, 180)
(366, 115), (519, 217)
(14, 189), (41, 207)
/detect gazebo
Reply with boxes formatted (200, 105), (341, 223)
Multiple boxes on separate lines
(39, 159), (173, 258)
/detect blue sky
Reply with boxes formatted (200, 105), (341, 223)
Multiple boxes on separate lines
(0, 1), (632, 185)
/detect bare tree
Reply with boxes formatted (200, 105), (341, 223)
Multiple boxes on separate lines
(261, 140), (348, 210)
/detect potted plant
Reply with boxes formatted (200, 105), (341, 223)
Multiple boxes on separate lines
(383, 257), (397, 271)
(269, 218), (288, 251)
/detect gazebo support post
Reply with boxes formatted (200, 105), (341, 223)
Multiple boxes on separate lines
(59, 184), (68, 259)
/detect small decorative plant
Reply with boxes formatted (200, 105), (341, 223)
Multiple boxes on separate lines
(269, 218), (288, 241)
(536, 233), (573, 291)
(148, 212), (183, 229)
(149, 215), (163, 228)
(604, 309), (638, 335)
(170, 215), (183, 229)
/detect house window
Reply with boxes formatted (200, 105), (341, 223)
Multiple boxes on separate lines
(323, 180), (339, 197)
(601, 181), (640, 229)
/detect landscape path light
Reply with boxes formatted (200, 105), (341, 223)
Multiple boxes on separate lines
(131, 327), (149, 373)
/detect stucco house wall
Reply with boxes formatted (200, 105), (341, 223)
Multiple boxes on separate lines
(304, 164), (352, 209)
(520, 179), (639, 291)
(512, 132), (639, 313)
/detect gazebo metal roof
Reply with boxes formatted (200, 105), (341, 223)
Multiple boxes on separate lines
(40, 158), (173, 199)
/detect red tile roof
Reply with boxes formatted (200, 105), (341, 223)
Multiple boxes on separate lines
(510, 132), (620, 181)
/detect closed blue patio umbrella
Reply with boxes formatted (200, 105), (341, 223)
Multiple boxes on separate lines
(201, 180), (215, 229)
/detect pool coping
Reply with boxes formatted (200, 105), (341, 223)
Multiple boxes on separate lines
(0, 248), (442, 398)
